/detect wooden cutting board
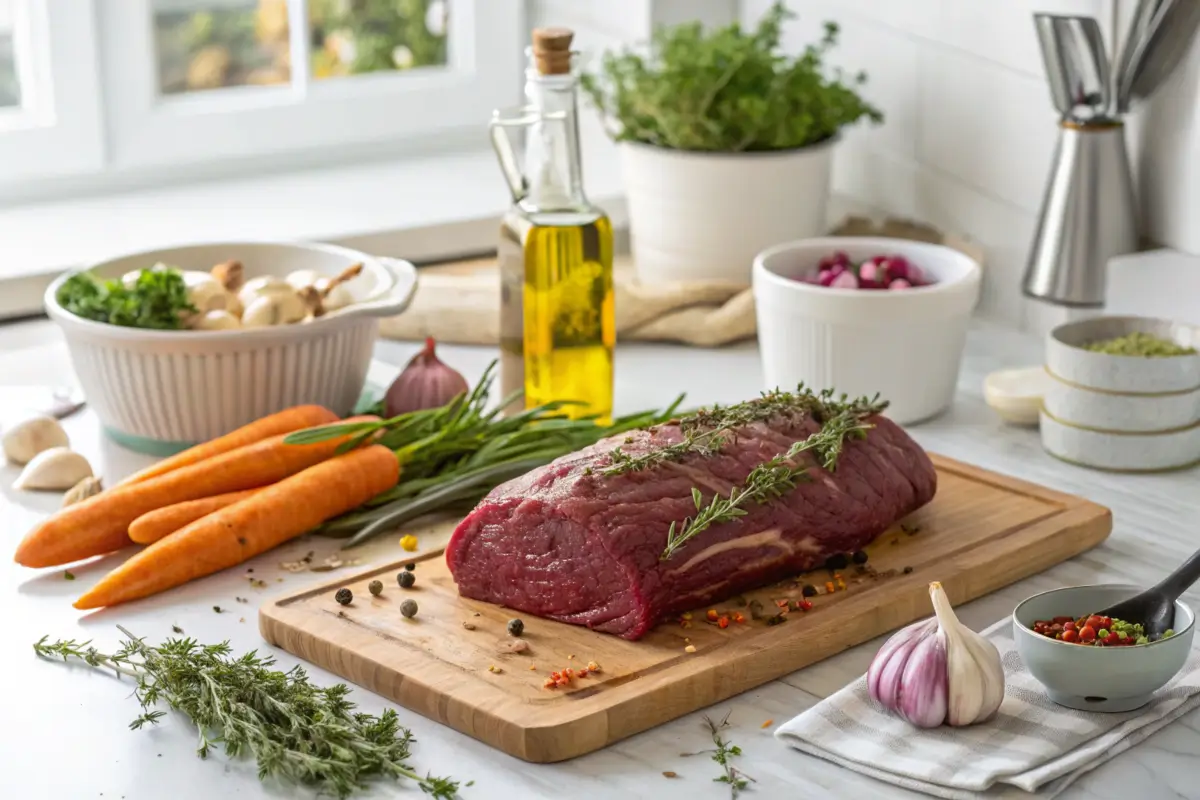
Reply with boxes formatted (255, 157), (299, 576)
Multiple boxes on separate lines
(260, 454), (1110, 763)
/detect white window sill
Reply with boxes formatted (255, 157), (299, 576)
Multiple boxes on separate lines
(0, 143), (628, 319)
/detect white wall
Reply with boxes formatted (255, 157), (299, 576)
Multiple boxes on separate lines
(741, 0), (1126, 329)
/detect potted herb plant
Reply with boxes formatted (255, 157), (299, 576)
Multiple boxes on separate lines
(581, 2), (883, 284)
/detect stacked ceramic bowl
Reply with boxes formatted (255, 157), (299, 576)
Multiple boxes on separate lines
(1041, 316), (1200, 471)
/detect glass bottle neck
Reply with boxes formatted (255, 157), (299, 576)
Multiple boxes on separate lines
(521, 69), (589, 214)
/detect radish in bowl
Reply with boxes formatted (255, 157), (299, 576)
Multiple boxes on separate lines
(806, 251), (932, 290)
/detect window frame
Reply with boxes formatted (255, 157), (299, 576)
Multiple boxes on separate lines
(97, 0), (521, 171)
(0, 1), (104, 182)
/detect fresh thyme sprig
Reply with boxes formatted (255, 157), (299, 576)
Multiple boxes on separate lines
(659, 390), (885, 560)
(682, 712), (754, 798)
(33, 628), (463, 799)
(605, 385), (884, 477)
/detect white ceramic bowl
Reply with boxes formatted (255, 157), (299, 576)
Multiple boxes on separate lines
(753, 237), (982, 424)
(1039, 409), (1200, 472)
(46, 241), (418, 453)
(1046, 316), (1200, 394)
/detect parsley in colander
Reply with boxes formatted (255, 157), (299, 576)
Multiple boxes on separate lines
(57, 267), (196, 330)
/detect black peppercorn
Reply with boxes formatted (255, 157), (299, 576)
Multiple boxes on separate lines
(824, 553), (849, 571)
(368, 580), (383, 596)
(801, 583), (818, 598)
(851, 550), (869, 565)
(903, 566), (914, 574)
(335, 588), (352, 606)
(405, 562), (416, 571)
(400, 599), (418, 618)
(507, 618), (525, 637)
(397, 570), (415, 589)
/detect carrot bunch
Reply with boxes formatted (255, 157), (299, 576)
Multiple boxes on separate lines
(12, 405), (401, 610)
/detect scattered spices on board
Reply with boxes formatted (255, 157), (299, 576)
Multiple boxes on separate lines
(506, 618), (525, 637)
(800, 583), (817, 597)
(748, 599), (765, 620)
(368, 580), (383, 597)
(685, 644), (697, 653)
(399, 534), (418, 552)
(397, 571), (415, 589)
(488, 665), (502, 674)
(461, 621), (476, 631)
(798, 599), (813, 612)
(586, 660), (601, 672)
(825, 553), (849, 571)
(63, 570), (75, 581)
(212, 605), (224, 614)
(852, 550), (868, 564)
(824, 581), (835, 594)
(903, 566), (914, 574)
(902, 523), (921, 535)
(335, 588), (352, 606)
(706, 609), (719, 622)
(400, 599), (418, 619)
(529, 664), (537, 670)
(766, 613), (786, 626)
(404, 562), (416, 571)
(503, 639), (529, 654)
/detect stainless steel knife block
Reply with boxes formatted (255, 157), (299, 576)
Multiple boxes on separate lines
(1022, 120), (1138, 308)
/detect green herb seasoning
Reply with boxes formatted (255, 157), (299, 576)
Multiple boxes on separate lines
(33, 628), (460, 798)
(57, 267), (196, 330)
(1084, 331), (1196, 357)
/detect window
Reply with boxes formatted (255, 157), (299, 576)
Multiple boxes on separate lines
(0, 0), (519, 189)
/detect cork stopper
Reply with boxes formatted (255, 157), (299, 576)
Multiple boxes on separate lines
(531, 27), (574, 76)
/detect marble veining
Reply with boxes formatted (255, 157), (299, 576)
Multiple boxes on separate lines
(2, 318), (1198, 799)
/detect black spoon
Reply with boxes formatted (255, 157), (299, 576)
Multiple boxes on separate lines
(1097, 547), (1200, 639)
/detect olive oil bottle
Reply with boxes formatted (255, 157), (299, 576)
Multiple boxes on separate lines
(491, 27), (615, 422)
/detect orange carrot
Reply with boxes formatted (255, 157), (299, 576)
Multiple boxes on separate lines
(116, 405), (339, 487)
(75, 445), (400, 609)
(14, 415), (378, 568)
(128, 488), (262, 545)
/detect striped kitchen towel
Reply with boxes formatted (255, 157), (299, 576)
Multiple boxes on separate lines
(776, 618), (1200, 798)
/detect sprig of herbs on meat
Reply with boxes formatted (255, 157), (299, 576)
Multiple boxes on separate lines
(57, 268), (196, 330)
(33, 628), (462, 799)
(682, 712), (754, 798)
(616, 386), (887, 561)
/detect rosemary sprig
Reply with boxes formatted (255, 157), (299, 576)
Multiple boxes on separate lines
(34, 628), (462, 799)
(683, 712), (755, 798)
(660, 392), (884, 561)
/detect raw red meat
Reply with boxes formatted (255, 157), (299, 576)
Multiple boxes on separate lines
(446, 409), (937, 640)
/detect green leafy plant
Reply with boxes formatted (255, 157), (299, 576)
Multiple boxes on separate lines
(580, 1), (883, 152)
(57, 268), (196, 330)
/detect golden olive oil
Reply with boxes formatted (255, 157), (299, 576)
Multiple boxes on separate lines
(492, 27), (615, 421)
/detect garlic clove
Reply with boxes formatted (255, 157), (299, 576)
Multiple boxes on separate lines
(899, 630), (948, 728)
(236, 276), (291, 310)
(241, 291), (307, 327)
(2, 414), (70, 465)
(182, 271), (230, 314)
(210, 259), (244, 292)
(62, 475), (103, 507)
(317, 277), (355, 311)
(13, 447), (94, 491)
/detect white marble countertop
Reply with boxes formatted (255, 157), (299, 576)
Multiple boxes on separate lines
(3, 319), (1199, 800)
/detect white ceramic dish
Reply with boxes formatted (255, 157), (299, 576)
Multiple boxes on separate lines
(1039, 409), (1200, 472)
(752, 236), (981, 425)
(983, 366), (1052, 426)
(1046, 316), (1200, 394)
(46, 241), (418, 452)
(1043, 371), (1200, 433)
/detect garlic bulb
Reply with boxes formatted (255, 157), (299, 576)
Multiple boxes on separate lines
(62, 476), (103, 507)
(2, 414), (70, 465)
(867, 581), (1004, 728)
(385, 337), (469, 416)
(13, 447), (94, 491)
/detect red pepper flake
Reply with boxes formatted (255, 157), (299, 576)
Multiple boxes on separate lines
(680, 612), (693, 621)
(529, 664), (537, 670)
(761, 719), (774, 729)
(587, 660), (601, 672)
(577, 668), (589, 677)
(825, 581), (836, 594)
(717, 616), (730, 629)
(543, 678), (557, 689)
(733, 612), (746, 624)
(774, 598), (790, 608)
(799, 599), (813, 611)
(836, 579), (847, 591)
(706, 609), (719, 622)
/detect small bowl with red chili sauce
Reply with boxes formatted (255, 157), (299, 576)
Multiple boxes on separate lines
(1013, 584), (1194, 713)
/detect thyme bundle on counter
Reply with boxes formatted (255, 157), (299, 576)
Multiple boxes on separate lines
(34, 628), (462, 798)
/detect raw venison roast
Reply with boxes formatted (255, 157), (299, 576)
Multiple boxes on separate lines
(446, 394), (938, 640)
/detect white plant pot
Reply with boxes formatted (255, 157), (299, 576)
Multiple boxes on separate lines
(619, 137), (837, 285)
